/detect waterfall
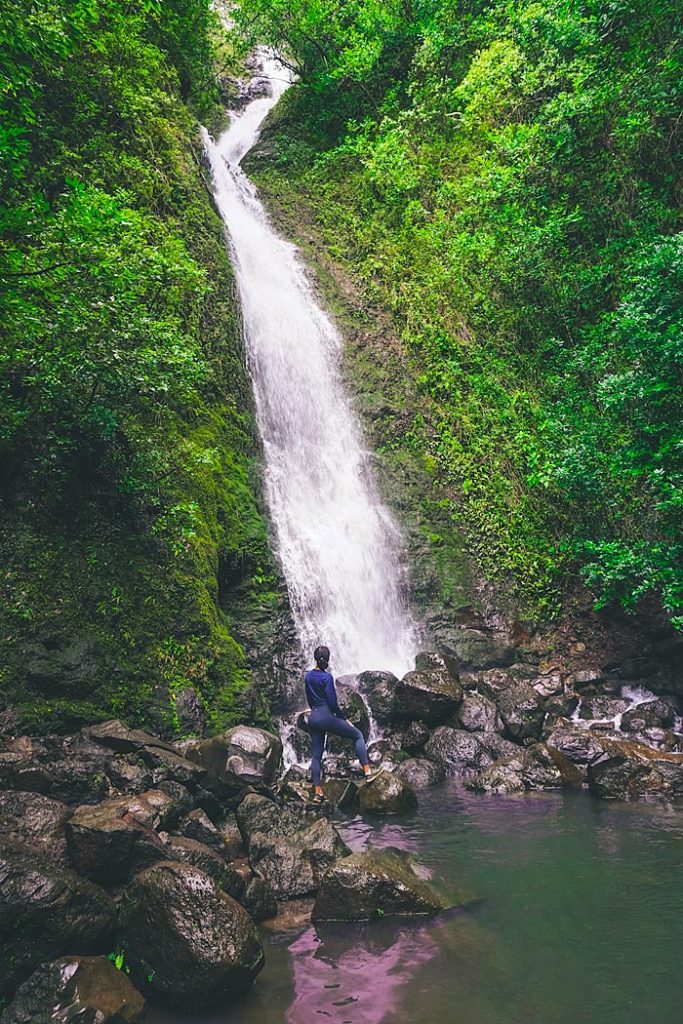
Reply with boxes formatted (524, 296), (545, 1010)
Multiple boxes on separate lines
(202, 53), (419, 679)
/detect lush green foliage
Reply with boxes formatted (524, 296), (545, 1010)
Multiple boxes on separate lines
(237, 0), (682, 623)
(0, 0), (278, 732)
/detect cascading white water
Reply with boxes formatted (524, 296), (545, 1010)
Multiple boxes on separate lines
(202, 54), (419, 678)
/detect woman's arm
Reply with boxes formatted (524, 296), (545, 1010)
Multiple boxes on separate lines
(325, 674), (344, 718)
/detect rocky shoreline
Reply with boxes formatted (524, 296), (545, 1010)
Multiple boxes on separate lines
(1, 631), (682, 1020)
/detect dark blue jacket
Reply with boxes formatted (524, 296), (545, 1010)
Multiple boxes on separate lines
(304, 669), (343, 717)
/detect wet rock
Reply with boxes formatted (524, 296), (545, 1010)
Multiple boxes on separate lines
(2, 956), (145, 1024)
(543, 693), (580, 720)
(0, 791), (70, 864)
(566, 668), (604, 693)
(176, 808), (225, 855)
(186, 725), (282, 792)
(531, 674), (564, 698)
(162, 836), (245, 902)
(357, 771), (418, 813)
(395, 758), (445, 790)
(66, 791), (175, 884)
(393, 670), (463, 725)
(313, 849), (451, 922)
(105, 757), (153, 795)
(468, 743), (583, 795)
(449, 629), (516, 671)
(235, 793), (305, 845)
(357, 670), (399, 725)
(0, 750), (53, 794)
(402, 720), (430, 754)
(248, 818), (350, 899)
(329, 680), (370, 741)
(578, 697), (630, 721)
(174, 687), (206, 737)
(144, 746), (207, 790)
(620, 700), (676, 732)
(545, 725), (611, 771)
(457, 693), (502, 733)
(636, 727), (679, 750)
(415, 650), (460, 681)
(241, 876), (277, 922)
(424, 726), (495, 775)
(587, 740), (683, 801)
(320, 777), (360, 809)
(495, 683), (546, 740)
(0, 843), (115, 996)
(118, 860), (264, 1009)
(219, 816), (246, 859)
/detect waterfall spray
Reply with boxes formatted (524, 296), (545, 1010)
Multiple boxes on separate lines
(202, 53), (419, 679)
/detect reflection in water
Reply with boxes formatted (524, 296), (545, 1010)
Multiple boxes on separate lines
(286, 924), (439, 1024)
(150, 781), (683, 1024)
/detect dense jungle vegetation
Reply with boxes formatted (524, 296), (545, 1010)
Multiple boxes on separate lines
(0, 0), (280, 733)
(233, 0), (683, 625)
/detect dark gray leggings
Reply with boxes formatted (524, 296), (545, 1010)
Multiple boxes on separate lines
(309, 709), (368, 785)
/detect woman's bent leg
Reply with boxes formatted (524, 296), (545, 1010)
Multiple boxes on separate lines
(323, 715), (369, 767)
(310, 727), (325, 786)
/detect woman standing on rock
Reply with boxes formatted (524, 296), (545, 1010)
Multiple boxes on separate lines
(305, 645), (377, 801)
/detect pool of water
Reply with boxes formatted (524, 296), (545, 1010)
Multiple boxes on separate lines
(149, 782), (683, 1024)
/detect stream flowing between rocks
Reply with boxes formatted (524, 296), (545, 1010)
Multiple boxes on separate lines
(150, 780), (683, 1024)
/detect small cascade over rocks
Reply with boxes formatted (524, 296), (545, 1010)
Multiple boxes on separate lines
(202, 53), (419, 682)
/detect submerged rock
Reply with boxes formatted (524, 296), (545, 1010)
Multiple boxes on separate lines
(0, 843), (115, 996)
(393, 670), (463, 725)
(2, 956), (145, 1024)
(357, 771), (418, 814)
(118, 860), (264, 1009)
(395, 758), (445, 790)
(186, 726), (282, 792)
(312, 849), (451, 922)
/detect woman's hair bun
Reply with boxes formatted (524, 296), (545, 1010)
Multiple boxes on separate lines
(314, 644), (330, 669)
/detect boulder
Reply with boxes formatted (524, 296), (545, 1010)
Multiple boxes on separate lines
(545, 725), (613, 774)
(248, 818), (349, 899)
(415, 650), (460, 681)
(402, 720), (430, 754)
(118, 860), (264, 1009)
(393, 670), (463, 725)
(2, 956), (145, 1024)
(357, 671), (399, 725)
(328, 680), (370, 742)
(424, 727), (495, 775)
(357, 771), (418, 814)
(0, 791), (70, 864)
(176, 808), (226, 855)
(320, 777), (360, 809)
(0, 750), (53, 794)
(457, 693), (502, 733)
(467, 743), (583, 795)
(66, 791), (175, 884)
(531, 673), (564, 698)
(495, 683), (545, 740)
(162, 836), (245, 902)
(620, 700), (676, 732)
(87, 719), (176, 755)
(186, 726), (282, 792)
(235, 793), (306, 845)
(448, 629), (516, 671)
(587, 740), (683, 801)
(566, 668), (604, 693)
(312, 849), (451, 922)
(0, 843), (115, 996)
(241, 876), (278, 922)
(395, 758), (445, 790)
(578, 697), (630, 721)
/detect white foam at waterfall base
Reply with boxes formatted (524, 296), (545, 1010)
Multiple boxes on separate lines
(202, 53), (420, 682)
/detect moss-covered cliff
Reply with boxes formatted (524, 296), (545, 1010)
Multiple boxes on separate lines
(0, 0), (291, 735)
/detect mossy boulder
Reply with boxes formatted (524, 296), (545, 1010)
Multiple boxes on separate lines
(357, 772), (418, 814)
(118, 860), (264, 1009)
(312, 849), (452, 922)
